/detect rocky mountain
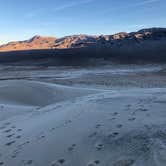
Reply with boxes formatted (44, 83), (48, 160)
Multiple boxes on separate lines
(0, 28), (166, 65)
(0, 28), (166, 52)
(0, 36), (56, 51)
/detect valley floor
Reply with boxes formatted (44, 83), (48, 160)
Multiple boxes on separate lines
(0, 64), (166, 166)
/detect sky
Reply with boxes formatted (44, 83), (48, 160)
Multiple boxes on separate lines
(0, 0), (166, 44)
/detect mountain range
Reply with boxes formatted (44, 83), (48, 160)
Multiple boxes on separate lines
(0, 27), (166, 51)
(0, 27), (166, 64)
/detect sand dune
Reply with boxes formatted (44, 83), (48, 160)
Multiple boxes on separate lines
(0, 78), (166, 166)
(0, 80), (99, 106)
(0, 80), (99, 122)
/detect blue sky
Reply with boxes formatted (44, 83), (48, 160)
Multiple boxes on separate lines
(0, 0), (165, 44)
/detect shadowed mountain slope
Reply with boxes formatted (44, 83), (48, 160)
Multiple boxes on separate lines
(0, 28), (166, 64)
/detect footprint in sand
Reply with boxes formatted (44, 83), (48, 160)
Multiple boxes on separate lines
(127, 104), (132, 108)
(109, 117), (116, 121)
(51, 159), (66, 166)
(4, 122), (11, 125)
(22, 160), (33, 165)
(5, 141), (16, 146)
(116, 124), (123, 128)
(17, 129), (23, 132)
(139, 108), (148, 112)
(95, 124), (101, 129)
(4, 129), (12, 133)
(108, 132), (119, 138)
(87, 160), (100, 166)
(128, 118), (136, 121)
(68, 144), (76, 152)
(131, 112), (136, 115)
(65, 120), (72, 125)
(11, 154), (17, 158)
(0, 123), (10, 130)
(89, 132), (97, 138)
(113, 159), (135, 166)
(18, 141), (30, 149)
(95, 143), (104, 151)
(0, 161), (4, 165)
(16, 135), (21, 139)
(50, 127), (55, 132)
(113, 112), (118, 116)
(113, 132), (119, 137)
(39, 135), (45, 139)
(37, 132), (46, 140)
(26, 160), (33, 165)
(6, 134), (15, 138)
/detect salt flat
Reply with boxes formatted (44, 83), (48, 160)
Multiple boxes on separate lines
(0, 65), (166, 166)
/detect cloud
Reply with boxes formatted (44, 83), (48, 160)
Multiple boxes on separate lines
(25, 0), (95, 18)
(132, 0), (159, 7)
(53, 0), (95, 12)
(103, 0), (160, 15)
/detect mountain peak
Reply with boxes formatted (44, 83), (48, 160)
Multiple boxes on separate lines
(27, 35), (56, 42)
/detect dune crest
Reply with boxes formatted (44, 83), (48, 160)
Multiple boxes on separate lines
(0, 80), (98, 106)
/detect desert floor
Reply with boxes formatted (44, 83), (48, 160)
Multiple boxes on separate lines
(0, 64), (166, 166)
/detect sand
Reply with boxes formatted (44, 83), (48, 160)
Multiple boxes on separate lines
(0, 64), (166, 166)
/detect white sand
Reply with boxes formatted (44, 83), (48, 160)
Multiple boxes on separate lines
(0, 67), (166, 166)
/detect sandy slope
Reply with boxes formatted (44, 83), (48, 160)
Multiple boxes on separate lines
(0, 79), (166, 166)
(0, 80), (99, 106)
(0, 80), (99, 121)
